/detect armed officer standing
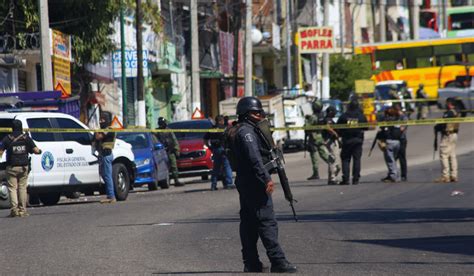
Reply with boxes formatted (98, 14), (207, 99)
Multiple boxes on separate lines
(0, 120), (42, 217)
(94, 113), (117, 203)
(304, 100), (334, 180)
(156, 117), (184, 187)
(322, 106), (341, 185)
(337, 99), (368, 185)
(434, 97), (459, 183)
(225, 97), (297, 273)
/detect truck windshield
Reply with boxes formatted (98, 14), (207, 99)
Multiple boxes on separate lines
(0, 119), (14, 142)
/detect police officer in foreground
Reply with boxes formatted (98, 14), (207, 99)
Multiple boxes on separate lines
(94, 113), (117, 203)
(434, 97), (459, 183)
(225, 97), (297, 273)
(156, 117), (184, 187)
(0, 120), (42, 217)
(304, 100), (334, 180)
(337, 99), (368, 185)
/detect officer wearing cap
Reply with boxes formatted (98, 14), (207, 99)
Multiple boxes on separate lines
(304, 100), (334, 181)
(0, 120), (42, 217)
(94, 112), (117, 203)
(225, 96), (297, 273)
(434, 97), (460, 183)
(336, 99), (368, 185)
(156, 117), (184, 187)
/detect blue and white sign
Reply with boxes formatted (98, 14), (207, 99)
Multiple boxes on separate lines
(112, 50), (149, 78)
(41, 151), (55, 171)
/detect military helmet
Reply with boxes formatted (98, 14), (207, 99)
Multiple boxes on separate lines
(158, 117), (167, 128)
(312, 100), (322, 113)
(236, 96), (264, 116)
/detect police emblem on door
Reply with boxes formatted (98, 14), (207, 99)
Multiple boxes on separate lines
(41, 151), (55, 171)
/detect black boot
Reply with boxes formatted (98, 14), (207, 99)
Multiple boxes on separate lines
(271, 261), (297, 273)
(307, 172), (320, 180)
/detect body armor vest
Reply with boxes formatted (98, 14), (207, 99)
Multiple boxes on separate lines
(6, 134), (29, 166)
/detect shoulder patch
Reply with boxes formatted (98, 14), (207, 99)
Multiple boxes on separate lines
(244, 133), (254, 143)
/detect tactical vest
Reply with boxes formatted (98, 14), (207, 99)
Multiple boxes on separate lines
(223, 124), (242, 171)
(445, 110), (460, 133)
(6, 134), (30, 166)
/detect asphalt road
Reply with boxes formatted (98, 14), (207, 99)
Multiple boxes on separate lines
(1, 116), (473, 275)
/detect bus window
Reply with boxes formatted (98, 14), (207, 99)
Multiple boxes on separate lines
(434, 44), (463, 66)
(462, 43), (474, 62)
(375, 49), (403, 70)
(404, 46), (433, 68)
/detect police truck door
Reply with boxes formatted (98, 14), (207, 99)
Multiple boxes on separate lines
(26, 118), (65, 187)
(53, 118), (100, 184)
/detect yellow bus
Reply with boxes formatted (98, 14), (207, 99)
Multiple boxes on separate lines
(355, 37), (474, 99)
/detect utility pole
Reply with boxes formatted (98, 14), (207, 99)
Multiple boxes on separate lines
(120, 0), (127, 127)
(322, 0), (330, 100)
(442, 0), (448, 38)
(244, 0), (253, 96)
(136, 0), (145, 126)
(339, 0), (344, 55)
(232, 2), (242, 97)
(379, 0), (386, 42)
(191, 0), (201, 111)
(286, 0), (292, 90)
(410, 0), (421, 40)
(38, 0), (53, 91)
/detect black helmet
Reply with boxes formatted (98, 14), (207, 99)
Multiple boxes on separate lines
(312, 100), (322, 113)
(158, 117), (167, 128)
(12, 119), (22, 132)
(326, 106), (337, 117)
(236, 97), (263, 116)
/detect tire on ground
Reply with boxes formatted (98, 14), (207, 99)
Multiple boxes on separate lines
(39, 192), (61, 206)
(0, 184), (11, 209)
(113, 163), (130, 201)
(159, 175), (170, 189)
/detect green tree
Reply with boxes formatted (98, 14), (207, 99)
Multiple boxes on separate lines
(329, 54), (373, 101)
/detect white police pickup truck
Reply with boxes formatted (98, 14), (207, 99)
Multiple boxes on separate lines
(0, 112), (136, 208)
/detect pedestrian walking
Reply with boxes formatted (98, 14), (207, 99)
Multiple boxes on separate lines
(0, 120), (42, 217)
(322, 106), (341, 185)
(225, 97), (297, 273)
(94, 113), (117, 203)
(156, 117), (184, 187)
(434, 98), (459, 183)
(379, 107), (406, 183)
(304, 100), (334, 180)
(416, 84), (429, 120)
(336, 99), (368, 185)
(204, 115), (234, 191)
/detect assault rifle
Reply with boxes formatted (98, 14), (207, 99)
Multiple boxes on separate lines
(256, 120), (298, 222)
(433, 128), (439, 160)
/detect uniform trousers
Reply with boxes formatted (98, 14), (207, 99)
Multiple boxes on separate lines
(6, 165), (29, 214)
(439, 133), (458, 179)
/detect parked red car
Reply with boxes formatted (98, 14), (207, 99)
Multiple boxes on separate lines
(168, 119), (214, 180)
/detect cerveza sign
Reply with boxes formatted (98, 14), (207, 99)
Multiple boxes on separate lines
(112, 50), (149, 78)
(298, 26), (335, 54)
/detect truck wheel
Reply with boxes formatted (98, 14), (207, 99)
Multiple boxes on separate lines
(39, 193), (61, 206)
(0, 184), (11, 209)
(159, 175), (170, 189)
(28, 194), (41, 206)
(113, 163), (130, 201)
(148, 180), (158, 191)
(65, 191), (81, 199)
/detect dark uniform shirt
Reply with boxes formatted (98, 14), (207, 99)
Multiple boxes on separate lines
(95, 131), (116, 156)
(231, 121), (272, 207)
(204, 125), (226, 149)
(0, 133), (37, 166)
(337, 110), (368, 143)
(435, 109), (459, 135)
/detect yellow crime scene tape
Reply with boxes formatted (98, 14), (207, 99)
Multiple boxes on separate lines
(0, 117), (472, 133)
